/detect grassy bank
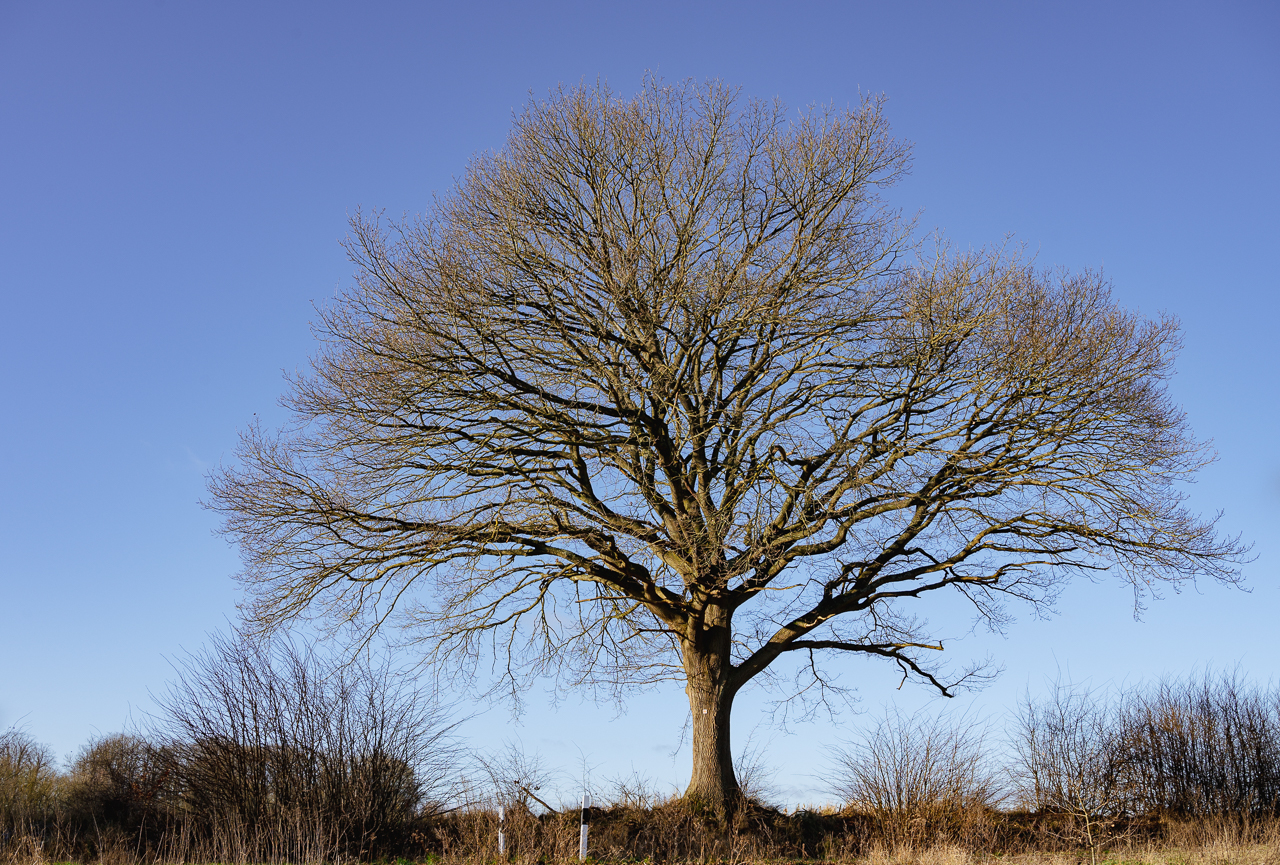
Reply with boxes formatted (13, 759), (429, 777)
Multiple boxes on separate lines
(7, 804), (1280, 865)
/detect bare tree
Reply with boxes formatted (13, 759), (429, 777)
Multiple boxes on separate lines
(1011, 681), (1130, 861)
(209, 77), (1246, 817)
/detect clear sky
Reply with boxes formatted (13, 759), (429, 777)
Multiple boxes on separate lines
(1, 1), (1277, 806)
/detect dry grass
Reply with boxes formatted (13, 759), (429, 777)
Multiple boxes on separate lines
(4, 841), (1280, 864)
(5, 815), (1280, 865)
(6, 799), (1280, 864)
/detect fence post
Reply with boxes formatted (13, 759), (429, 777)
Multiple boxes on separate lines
(498, 805), (505, 856)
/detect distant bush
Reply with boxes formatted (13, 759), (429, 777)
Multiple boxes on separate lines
(2, 634), (465, 864)
(1010, 678), (1128, 857)
(1012, 672), (1280, 822)
(66, 733), (173, 829)
(0, 726), (61, 846)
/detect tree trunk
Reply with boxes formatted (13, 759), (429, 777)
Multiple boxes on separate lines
(682, 608), (740, 819)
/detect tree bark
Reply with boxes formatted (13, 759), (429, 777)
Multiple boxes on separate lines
(682, 606), (740, 818)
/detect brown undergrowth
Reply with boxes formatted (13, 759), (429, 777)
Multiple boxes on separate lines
(420, 803), (1280, 865)
(4, 808), (1280, 864)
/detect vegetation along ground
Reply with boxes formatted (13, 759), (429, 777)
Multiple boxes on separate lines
(4, 640), (1280, 863)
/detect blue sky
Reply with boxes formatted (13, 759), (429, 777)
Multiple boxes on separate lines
(1, 1), (1277, 805)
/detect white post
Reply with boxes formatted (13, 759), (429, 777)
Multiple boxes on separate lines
(497, 805), (505, 856)
(578, 791), (589, 861)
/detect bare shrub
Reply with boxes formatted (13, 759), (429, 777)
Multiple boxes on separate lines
(66, 734), (172, 828)
(1117, 670), (1280, 818)
(475, 740), (560, 814)
(154, 632), (463, 861)
(0, 727), (61, 858)
(1010, 670), (1280, 864)
(829, 709), (1002, 846)
(605, 768), (670, 809)
(735, 733), (780, 807)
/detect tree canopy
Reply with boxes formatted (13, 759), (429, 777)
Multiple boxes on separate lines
(209, 78), (1246, 814)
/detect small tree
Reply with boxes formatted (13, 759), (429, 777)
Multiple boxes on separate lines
(210, 78), (1246, 817)
(1012, 682), (1129, 861)
(476, 740), (559, 814)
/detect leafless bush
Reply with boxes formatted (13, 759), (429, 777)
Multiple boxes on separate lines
(605, 769), (670, 810)
(1117, 670), (1280, 818)
(0, 727), (61, 858)
(829, 709), (1002, 846)
(153, 632), (464, 861)
(1010, 670), (1280, 858)
(735, 734), (780, 807)
(66, 734), (173, 828)
(475, 740), (560, 814)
